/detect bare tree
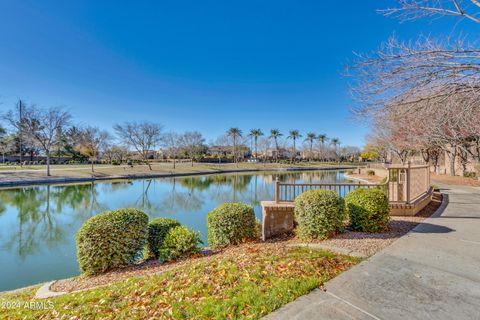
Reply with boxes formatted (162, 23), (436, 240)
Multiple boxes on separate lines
(76, 126), (111, 172)
(348, 36), (480, 117)
(113, 121), (163, 170)
(381, 0), (480, 24)
(103, 144), (129, 164)
(348, 1), (480, 174)
(180, 131), (205, 167)
(0, 131), (15, 163)
(3, 104), (71, 176)
(163, 132), (181, 169)
(257, 136), (272, 165)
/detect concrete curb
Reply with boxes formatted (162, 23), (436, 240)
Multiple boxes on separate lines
(34, 280), (114, 299)
(34, 281), (66, 299)
(343, 173), (375, 184)
(430, 192), (449, 218)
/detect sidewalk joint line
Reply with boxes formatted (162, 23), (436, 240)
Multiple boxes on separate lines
(326, 291), (383, 320)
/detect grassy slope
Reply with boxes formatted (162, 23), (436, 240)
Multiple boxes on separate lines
(0, 245), (359, 320)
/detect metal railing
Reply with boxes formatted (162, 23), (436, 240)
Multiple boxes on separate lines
(274, 177), (388, 203)
(274, 163), (431, 204)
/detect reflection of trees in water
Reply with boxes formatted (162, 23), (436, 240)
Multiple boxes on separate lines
(51, 183), (107, 218)
(266, 170), (344, 184)
(0, 186), (64, 259)
(177, 174), (253, 193)
(155, 178), (204, 215)
(0, 182), (109, 259)
(117, 179), (205, 217)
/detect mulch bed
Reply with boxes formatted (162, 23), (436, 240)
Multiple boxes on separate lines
(300, 192), (443, 257)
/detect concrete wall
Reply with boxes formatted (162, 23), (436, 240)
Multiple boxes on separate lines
(261, 201), (295, 240)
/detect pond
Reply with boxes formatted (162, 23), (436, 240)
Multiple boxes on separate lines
(0, 170), (350, 291)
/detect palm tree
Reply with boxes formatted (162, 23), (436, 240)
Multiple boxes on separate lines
(248, 129), (264, 160)
(304, 132), (317, 161)
(317, 134), (328, 161)
(330, 138), (340, 162)
(287, 130), (302, 162)
(227, 127), (242, 167)
(269, 129), (283, 162)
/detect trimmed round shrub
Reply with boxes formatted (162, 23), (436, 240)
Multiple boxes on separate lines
(159, 226), (202, 261)
(345, 188), (390, 233)
(207, 202), (257, 248)
(76, 208), (149, 275)
(146, 217), (181, 259)
(294, 189), (345, 240)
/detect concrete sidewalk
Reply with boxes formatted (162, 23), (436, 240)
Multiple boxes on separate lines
(265, 184), (480, 320)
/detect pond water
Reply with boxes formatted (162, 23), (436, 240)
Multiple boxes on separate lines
(0, 170), (350, 291)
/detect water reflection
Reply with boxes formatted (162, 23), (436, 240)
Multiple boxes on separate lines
(0, 170), (348, 291)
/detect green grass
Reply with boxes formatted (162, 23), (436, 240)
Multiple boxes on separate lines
(0, 245), (359, 319)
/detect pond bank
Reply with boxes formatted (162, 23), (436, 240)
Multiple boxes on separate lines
(0, 164), (356, 188)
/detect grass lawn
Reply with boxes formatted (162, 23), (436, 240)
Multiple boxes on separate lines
(0, 244), (359, 319)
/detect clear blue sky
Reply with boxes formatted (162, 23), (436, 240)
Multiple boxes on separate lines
(0, 0), (473, 146)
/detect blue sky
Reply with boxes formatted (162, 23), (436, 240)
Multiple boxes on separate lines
(0, 0), (474, 146)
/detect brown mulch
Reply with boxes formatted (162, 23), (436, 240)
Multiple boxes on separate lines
(431, 173), (480, 187)
(51, 193), (443, 293)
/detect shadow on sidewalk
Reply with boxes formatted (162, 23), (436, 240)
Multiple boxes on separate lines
(411, 223), (454, 234)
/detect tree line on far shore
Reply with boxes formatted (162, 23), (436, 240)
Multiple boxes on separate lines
(0, 101), (360, 176)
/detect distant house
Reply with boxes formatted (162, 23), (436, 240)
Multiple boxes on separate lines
(131, 150), (160, 160)
(208, 145), (251, 159)
(262, 148), (293, 159)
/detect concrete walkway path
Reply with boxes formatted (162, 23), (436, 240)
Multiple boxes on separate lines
(265, 183), (480, 320)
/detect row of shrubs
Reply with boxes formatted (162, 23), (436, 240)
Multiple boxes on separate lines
(76, 209), (203, 275)
(294, 188), (389, 239)
(76, 187), (388, 275)
(76, 202), (259, 275)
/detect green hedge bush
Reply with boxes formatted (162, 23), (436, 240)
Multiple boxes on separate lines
(76, 208), (149, 275)
(294, 189), (345, 240)
(207, 202), (257, 248)
(463, 171), (476, 178)
(344, 188), (390, 232)
(159, 226), (202, 261)
(146, 217), (181, 259)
